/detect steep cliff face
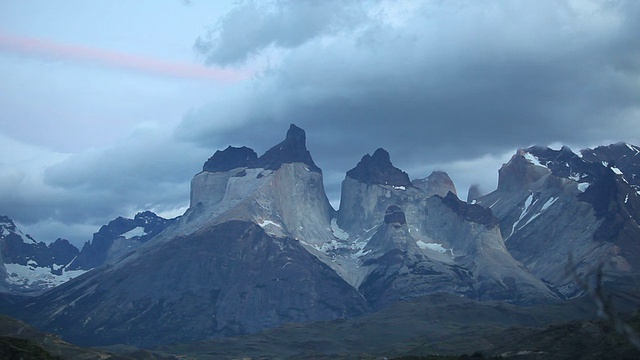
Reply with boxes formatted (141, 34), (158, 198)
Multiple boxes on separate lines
(337, 148), (418, 235)
(476, 145), (640, 297)
(187, 125), (335, 249)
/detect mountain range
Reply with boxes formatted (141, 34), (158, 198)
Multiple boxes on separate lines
(1, 124), (639, 352)
(0, 211), (175, 293)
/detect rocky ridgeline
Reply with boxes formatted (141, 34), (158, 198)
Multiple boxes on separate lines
(0, 211), (175, 292)
(477, 143), (640, 297)
(1, 125), (638, 349)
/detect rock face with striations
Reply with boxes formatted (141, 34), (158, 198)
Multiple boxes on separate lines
(355, 194), (557, 310)
(338, 148), (413, 234)
(476, 144), (640, 297)
(337, 150), (557, 309)
(188, 124), (335, 251)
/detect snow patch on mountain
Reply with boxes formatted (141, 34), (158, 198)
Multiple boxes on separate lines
(331, 218), (349, 240)
(508, 194), (535, 238)
(541, 197), (558, 211)
(122, 226), (147, 239)
(351, 241), (371, 260)
(625, 143), (639, 155)
(1, 224), (36, 244)
(416, 240), (452, 255)
(523, 152), (545, 167)
(258, 219), (282, 229)
(577, 183), (590, 192)
(5, 262), (87, 290)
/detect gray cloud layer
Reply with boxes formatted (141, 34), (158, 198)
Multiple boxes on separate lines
(184, 0), (640, 201)
(195, 0), (368, 65)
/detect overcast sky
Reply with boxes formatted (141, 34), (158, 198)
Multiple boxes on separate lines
(1, 0), (639, 247)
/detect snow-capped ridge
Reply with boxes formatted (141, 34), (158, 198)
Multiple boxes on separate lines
(1, 215), (83, 292)
(477, 141), (640, 298)
(0, 215), (36, 244)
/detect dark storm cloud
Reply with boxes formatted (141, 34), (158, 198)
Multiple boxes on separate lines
(11, 127), (213, 244)
(195, 0), (368, 65)
(180, 0), (640, 202)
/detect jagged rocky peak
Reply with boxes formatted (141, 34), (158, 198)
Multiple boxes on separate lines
(383, 205), (406, 227)
(189, 124), (334, 249)
(505, 144), (635, 187)
(523, 145), (591, 179)
(412, 171), (457, 197)
(1, 215), (83, 293)
(0, 215), (35, 244)
(497, 148), (551, 191)
(346, 148), (411, 187)
(132, 210), (172, 228)
(203, 146), (258, 173)
(200, 124), (320, 174)
(68, 211), (175, 271)
(581, 142), (640, 162)
(256, 124), (321, 172)
(581, 142), (640, 187)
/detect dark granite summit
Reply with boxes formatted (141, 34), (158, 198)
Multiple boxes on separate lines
(256, 124), (321, 172)
(346, 148), (411, 187)
(203, 146), (258, 173)
(201, 124), (321, 173)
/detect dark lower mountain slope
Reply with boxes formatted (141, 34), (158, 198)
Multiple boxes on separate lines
(488, 313), (640, 360)
(0, 314), (133, 360)
(158, 292), (640, 359)
(15, 220), (368, 347)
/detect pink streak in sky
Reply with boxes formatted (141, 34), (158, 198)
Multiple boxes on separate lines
(0, 33), (252, 82)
